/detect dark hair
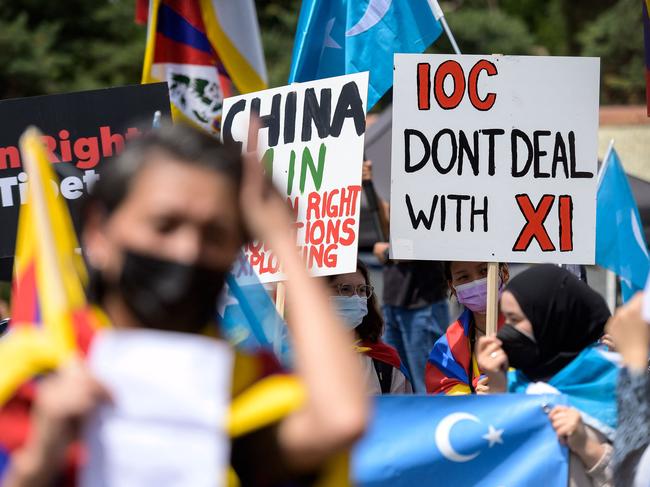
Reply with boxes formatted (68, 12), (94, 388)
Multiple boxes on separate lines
(84, 123), (244, 303)
(443, 261), (509, 288)
(89, 123), (243, 216)
(327, 260), (383, 342)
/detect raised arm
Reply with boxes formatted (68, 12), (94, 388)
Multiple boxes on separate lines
(239, 151), (368, 471)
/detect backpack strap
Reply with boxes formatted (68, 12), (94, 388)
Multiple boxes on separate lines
(372, 358), (394, 394)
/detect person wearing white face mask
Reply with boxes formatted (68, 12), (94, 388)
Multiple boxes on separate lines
(327, 261), (412, 395)
(425, 261), (509, 395)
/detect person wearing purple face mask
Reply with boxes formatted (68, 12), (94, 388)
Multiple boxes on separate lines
(425, 261), (509, 395)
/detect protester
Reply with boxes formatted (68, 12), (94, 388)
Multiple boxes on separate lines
(327, 260), (412, 395)
(1, 124), (367, 486)
(477, 265), (616, 487)
(425, 261), (509, 395)
(373, 249), (448, 393)
(364, 151), (448, 394)
(606, 292), (650, 487)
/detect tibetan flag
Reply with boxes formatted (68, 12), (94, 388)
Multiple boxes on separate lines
(141, 0), (267, 134)
(135, 0), (149, 25)
(289, 0), (443, 110)
(596, 147), (650, 301)
(425, 309), (480, 395)
(0, 128), (104, 406)
(643, 0), (650, 117)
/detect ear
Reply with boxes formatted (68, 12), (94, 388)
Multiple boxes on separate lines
(448, 280), (456, 298)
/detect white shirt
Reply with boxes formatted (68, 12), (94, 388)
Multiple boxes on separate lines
(360, 354), (412, 395)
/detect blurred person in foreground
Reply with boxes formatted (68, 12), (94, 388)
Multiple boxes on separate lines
(1, 124), (367, 486)
(425, 261), (509, 395)
(477, 265), (615, 487)
(327, 260), (412, 395)
(606, 292), (650, 487)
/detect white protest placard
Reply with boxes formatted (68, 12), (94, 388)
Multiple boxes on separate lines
(82, 329), (233, 487)
(222, 72), (368, 283)
(390, 54), (600, 264)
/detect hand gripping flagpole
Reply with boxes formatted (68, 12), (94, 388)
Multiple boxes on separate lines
(428, 1), (462, 56)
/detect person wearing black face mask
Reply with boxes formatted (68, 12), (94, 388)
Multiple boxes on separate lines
(2, 124), (367, 487)
(95, 249), (229, 334)
(492, 321), (540, 372)
(477, 265), (616, 487)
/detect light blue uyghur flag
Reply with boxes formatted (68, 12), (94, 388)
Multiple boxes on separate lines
(217, 253), (292, 367)
(596, 148), (650, 302)
(509, 345), (619, 440)
(289, 0), (443, 109)
(352, 394), (568, 486)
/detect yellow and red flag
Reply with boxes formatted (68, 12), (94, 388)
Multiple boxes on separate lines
(0, 128), (105, 405)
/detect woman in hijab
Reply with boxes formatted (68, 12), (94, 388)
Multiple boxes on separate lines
(477, 265), (616, 487)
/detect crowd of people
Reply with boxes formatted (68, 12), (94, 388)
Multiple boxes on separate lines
(0, 124), (648, 486)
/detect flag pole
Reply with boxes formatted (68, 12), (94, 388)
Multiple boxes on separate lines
(597, 139), (615, 187)
(429, 1), (502, 335)
(152, 110), (162, 129)
(605, 270), (618, 313)
(599, 139), (617, 312)
(275, 282), (286, 317)
(428, 0), (462, 55)
(486, 263), (499, 337)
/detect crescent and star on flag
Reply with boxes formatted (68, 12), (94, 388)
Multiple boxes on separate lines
(435, 412), (505, 463)
(323, 0), (394, 52)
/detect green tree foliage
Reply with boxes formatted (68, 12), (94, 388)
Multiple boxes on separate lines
(438, 8), (536, 55)
(0, 0), (144, 98)
(257, 0), (301, 88)
(498, 0), (614, 55)
(579, 0), (646, 104)
(0, 14), (65, 97)
(0, 0), (644, 105)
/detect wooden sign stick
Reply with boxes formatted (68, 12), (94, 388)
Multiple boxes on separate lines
(486, 262), (500, 337)
(275, 281), (286, 318)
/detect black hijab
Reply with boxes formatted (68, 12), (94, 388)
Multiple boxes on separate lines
(503, 265), (610, 381)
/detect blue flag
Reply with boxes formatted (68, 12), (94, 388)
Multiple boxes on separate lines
(352, 394), (569, 486)
(596, 148), (650, 301)
(289, 0), (443, 109)
(509, 345), (619, 440)
(217, 254), (292, 367)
